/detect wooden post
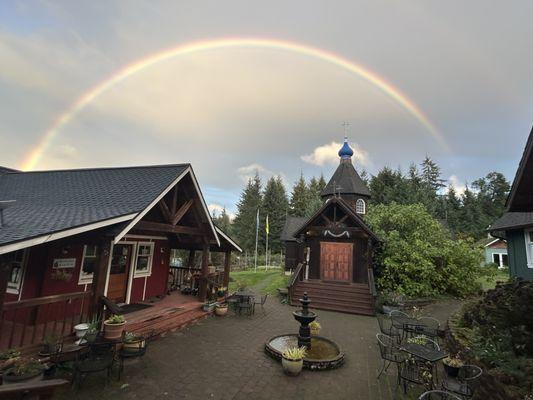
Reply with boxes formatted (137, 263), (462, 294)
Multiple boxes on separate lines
(90, 240), (112, 318)
(198, 243), (209, 302)
(223, 251), (231, 288)
(187, 249), (195, 269)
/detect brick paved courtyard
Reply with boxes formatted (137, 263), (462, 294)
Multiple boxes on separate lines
(56, 296), (460, 400)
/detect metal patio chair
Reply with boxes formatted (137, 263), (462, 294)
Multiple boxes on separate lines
(253, 294), (268, 314)
(419, 390), (462, 399)
(442, 364), (482, 398)
(118, 331), (154, 380)
(376, 333), (407, 383)
(73, 341), (116, 390)
(377, 313), (401, 343)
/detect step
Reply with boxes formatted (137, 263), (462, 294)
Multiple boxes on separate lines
(297, 280), (369, 290)
(294, 282), (370, 295)
(291, 293), (373, 309)
(292, 289), (372, 300)
(290, 299), (375, 315)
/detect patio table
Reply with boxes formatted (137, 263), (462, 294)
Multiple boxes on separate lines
(400, 342), (448, 390)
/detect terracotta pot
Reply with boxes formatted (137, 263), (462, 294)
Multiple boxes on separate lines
(215, 305), (228, 316)
(103, 321), (126, 340)
(282, 357), (303, 376)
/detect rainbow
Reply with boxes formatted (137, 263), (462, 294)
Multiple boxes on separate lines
(21, 37), (447, 170)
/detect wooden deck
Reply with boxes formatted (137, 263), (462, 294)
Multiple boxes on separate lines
(124, 292), (209, 336)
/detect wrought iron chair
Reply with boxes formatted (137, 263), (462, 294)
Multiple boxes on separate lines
(406, 316), (441, 340)
(442, 364), (482, 398)
(237, 296), (254, 316)
(253, 294), (268, 314)
(419, 390), (462, 399)
(377, 313), (401, 343)
(399, 336), (441, 394)
(118, 331), (154, 380)
(376, 333), (407, 382)
(73, 341), (116, 389)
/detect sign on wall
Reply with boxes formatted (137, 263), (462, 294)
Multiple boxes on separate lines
(52, 258), (76, 269)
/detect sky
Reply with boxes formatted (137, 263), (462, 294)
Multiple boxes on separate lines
(0, 1), (532, 216)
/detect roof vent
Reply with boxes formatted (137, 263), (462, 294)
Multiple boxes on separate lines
(0, 200), (16, 228)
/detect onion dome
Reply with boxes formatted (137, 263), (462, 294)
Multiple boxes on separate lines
(338, 137), (354, 159)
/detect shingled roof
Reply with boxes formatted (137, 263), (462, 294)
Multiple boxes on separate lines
(320, 160), (370, 197)
(0, 166), (19, 174)
(280, 216), (308, 242)
(490, 212), (533, 233)
(506, 126), (533, 212)
(0, 164), (193, 251)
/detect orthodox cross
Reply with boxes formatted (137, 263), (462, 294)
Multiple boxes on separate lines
(342, 121), (350, 138)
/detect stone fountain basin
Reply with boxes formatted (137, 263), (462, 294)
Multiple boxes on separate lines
(265, 334), (345, 370)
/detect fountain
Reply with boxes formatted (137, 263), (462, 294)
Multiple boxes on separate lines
(265, 292), (345, 370)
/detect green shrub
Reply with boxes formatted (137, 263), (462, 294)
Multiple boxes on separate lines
(367, 203), (483, 297)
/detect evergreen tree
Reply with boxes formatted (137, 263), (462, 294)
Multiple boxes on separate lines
(232, 173), (262, 252)
(457, 184), (484, 238)
(305, 175), (326, 216)
(444, 185), (462, 234)
(262, 176), (289, 253)
(212, 206), (232, 235)
(369, 166), (406, 204)
(289, 173), (310, 217)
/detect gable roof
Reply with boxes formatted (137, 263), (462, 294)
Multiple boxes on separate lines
(490, 212), (533, 233)
(215, 226), (242, 252)
(0, 164), (220, 254)
(293, 197), (379, 241)
(321, 159), (370, 198)
(280, 216), (308, 242)
(506, 126), (533, 212)
(0, 166), (19, 174)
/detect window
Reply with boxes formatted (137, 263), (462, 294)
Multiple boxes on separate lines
(7, 250), (26, 294)
(356, 198), (366, 214)
(526, 229), (533, 268)
(79, 245), (98, 284)
(492, 253), (501, 266)
(135, 243), (154, 277)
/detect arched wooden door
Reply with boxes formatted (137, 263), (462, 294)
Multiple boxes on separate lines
(320, 242), (353, 282)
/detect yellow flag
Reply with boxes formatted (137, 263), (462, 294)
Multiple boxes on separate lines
(265, 214), (269, 235)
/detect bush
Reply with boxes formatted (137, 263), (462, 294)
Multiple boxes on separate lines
(367, 203), (483, 297)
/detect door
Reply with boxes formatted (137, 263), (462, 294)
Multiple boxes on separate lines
(107, 244), (133, 303)
(320, 242), (353, 282)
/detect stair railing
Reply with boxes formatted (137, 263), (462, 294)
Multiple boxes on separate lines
(288, 262), (304, 303)
(367, 268), (377, 298)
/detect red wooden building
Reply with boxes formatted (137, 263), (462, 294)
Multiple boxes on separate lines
(282, 138), (379, 315)
(0, 164), (240, 350)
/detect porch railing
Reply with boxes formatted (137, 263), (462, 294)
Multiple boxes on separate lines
(0, 291), (91, 351)
(287, 262), (304, 303)
(367, 268), (377, 297)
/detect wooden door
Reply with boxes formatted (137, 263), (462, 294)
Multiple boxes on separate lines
(107, 244), (133, 303)
(320, 242), (353, 282)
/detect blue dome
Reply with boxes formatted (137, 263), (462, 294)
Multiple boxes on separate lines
(338, 137), (354, 159)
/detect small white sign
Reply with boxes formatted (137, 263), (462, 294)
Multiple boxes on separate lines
(53, 258), (76, 269)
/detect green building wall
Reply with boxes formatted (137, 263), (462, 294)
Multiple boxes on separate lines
(506, 229), (533, 281)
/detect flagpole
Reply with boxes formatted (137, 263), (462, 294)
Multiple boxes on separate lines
(265, 214), (269, 271)
(254, 209), (259, 273)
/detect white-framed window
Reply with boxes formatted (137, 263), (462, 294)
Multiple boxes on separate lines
(134, 242), (154, 277)
(78, 245), (98, 284)
(7, 250), (27, 294)
(356, 198), (366, 214)
(526, 229), (533, 268)
(492, 252), (508, 268)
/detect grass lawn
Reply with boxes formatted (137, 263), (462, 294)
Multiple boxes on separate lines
(477, 268), (510, 291)
(229, 268), (289, 295)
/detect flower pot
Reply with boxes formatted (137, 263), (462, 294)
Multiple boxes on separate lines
(282, 357), (303, 376)
(103, 321), (126, 340)
(310, 327), (320, 336)
(3, 368), (44, 385)
(444, 364), (460, 378)
(74, 323), (89, 339)
(215, 305), (228, 316)
(123, 340), (146, 351)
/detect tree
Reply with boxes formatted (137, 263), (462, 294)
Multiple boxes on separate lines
(369, 167), (406, 205)
(212, 206), (232, 235)
(232, 173), (262, 252)
(366, 203), (482, 297)
(289, 173), (310, 217)
(305, 175), (326, 217)
(262, 176), (289, 253)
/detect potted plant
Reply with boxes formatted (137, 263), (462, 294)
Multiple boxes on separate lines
(3, 358), (44, 385)
(309, 321), (321, 336)
(443, 356), (464, 377)
(122, 332), (146, 351)
(103, 314), (126, 340)
(83, 318), (100, 343)
(0, 348), (21, 372)
(281, 346), (307, 376)
(41, 333), (62, 355)
(215, 302), (228, 316)
(381, 292), (404, 315)
(216, 287), (227, 303)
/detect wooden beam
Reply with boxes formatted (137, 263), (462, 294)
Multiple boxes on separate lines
(90, 240), (112, 318)
(0, 254), (12, 317)
(198, 243), (209, 302)
(158, 199), (173, 223)
(136, 220), (206, 236)
(223, 251), (231, 288)
(171, 199), (194, 226)
(171, 185), (178, 215)
(321, 214), (332, 225)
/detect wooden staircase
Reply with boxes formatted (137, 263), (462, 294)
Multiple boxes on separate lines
(291, 280), (375, 316)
